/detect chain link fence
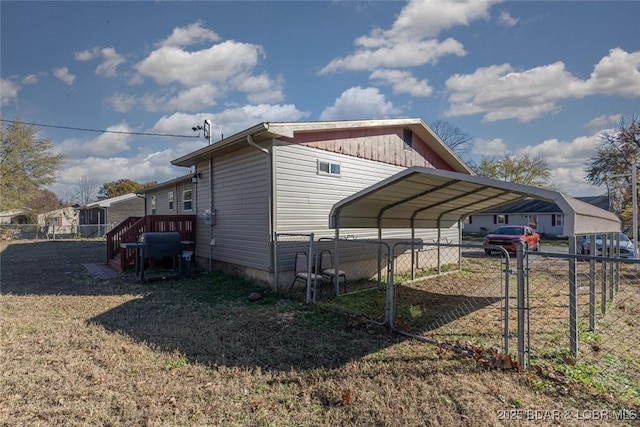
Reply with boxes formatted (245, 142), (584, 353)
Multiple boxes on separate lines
(0, 224), (114, 241)
(525, 252), (640, 405)
(275, 235), (639, 405)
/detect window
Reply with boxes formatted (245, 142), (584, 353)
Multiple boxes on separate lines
(495, 214), (507, 225)
(168, 191), (174, 210)
(317, 160), (341, 176)
(403, 129), (413, 150)
(553, 214), (563, 227)
(151, 195), (157, 215)
(183, 189), (193, 211)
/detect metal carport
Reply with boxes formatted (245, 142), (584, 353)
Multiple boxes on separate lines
(328, 166), (622, 359)
(329, 166), (620, 239)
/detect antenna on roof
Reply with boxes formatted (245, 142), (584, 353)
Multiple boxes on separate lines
(204, 119), (212, 145)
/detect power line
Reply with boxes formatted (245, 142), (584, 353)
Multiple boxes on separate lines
(0, 118), (199, 139)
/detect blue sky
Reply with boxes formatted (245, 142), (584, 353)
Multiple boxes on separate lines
(2, 0), (639, 200)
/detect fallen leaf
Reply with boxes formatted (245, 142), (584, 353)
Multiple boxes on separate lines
(342, 389), (352, 405)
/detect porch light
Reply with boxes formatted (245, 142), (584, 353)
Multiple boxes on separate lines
(191, 172), (202, 184)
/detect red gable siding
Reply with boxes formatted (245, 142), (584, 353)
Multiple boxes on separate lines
(279, 127), (455, 171)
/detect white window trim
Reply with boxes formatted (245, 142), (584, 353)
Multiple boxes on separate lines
(168, 191), (174, 211)
(182, 189), (193, 211)
(317, 159), (341, 177)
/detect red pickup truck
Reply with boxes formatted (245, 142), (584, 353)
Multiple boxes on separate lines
(483, 226), (541, 254)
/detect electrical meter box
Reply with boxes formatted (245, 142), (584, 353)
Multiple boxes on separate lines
(203, 208), (216, 226)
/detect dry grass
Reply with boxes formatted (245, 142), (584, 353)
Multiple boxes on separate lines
(1, 240), (638, 426)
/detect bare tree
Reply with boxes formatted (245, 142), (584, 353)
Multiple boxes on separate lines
(429, 120), (473, 156)
(74, 177), (100, 205)
(584, 114), (640, 232)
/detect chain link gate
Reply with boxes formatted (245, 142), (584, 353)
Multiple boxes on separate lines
(389, 241), (516, 359)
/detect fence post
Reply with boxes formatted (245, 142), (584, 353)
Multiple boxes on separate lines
(516, 241), (528, 369)
(589, 259), (597, 331)
(503, 252), (511, 355)
(568, 236), (579, 357)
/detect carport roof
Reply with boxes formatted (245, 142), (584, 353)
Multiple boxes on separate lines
(329, 167), (620, 237)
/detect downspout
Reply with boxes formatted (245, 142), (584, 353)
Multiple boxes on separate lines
(247, 135), (273, 285)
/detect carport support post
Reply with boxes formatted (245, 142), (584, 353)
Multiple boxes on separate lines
(568, 236), (579, 357)
(516, 241), (528, 369)
(387, 248), (395, 328)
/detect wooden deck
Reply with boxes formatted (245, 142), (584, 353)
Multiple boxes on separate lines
(106, 215), (196, 272)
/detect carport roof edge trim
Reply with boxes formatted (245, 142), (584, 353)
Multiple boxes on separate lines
(329, 166), (620, 237)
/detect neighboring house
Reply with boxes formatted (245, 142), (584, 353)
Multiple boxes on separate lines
(78, 193), (144, 237)
(464, 195), (611, 237)
(138, 118), (472, 285)
(0, 210), (28, 224)
(37, 206), (79, 237)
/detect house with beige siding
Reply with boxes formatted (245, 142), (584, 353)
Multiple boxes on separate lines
(125, 118), (472, 285)
(79, 193), (144, 237)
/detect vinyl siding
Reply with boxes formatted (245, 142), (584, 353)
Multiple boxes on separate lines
(274, 143), (455, 242)
(145, 181), (194, 215)
(194, 147), (271, 269)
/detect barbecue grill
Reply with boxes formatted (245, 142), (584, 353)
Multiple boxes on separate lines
(138, 232), (187, 282)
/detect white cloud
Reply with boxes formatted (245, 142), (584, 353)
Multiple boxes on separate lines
(446, 62), (578, 122)
(141, 84), (221, 112)
(516, 135), (600, 168)
(320, 38), (466, 74)
(21, 74), (39, 85)
(445, 48), (640, 122)
(95, 48), (126, 77)
(128, 22), (285, 112)
(320, 86), (401, 121)
(136, 40), (264, 87)
(53, 67), (75, 85)
(75, 47), (125, 77)
(384, 0), (502, 41)
(0, 78), (19, 106)
(235, 73), (285, 104)
(107, 93), (138, 112)
(320, 0), (503, 75)
(498, 11), (518, 27)
(582, 48), (640, 96)
(158, 21), (221, 48)
(57, 122), (134, 157)
(471, 138), (509, 156)
(370, 69), (433, 97)
(585, 114), (622, 132)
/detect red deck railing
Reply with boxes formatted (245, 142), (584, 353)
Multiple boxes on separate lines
(106, 215), (196, 272)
